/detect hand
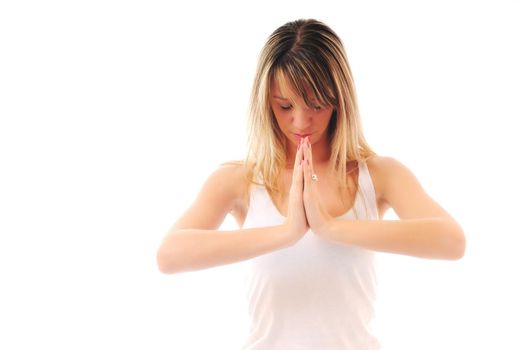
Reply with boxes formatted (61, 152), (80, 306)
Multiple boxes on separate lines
(301, 137), (335, 236)
(284, 137), (310, 245)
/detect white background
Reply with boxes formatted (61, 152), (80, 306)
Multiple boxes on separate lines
(1, 1), (526, 349)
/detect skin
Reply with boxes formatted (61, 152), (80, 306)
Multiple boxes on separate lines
(270, 79), (334, 166)
(269, 77), (340, 240)
(157, 79), (466, 274)
(265, 78), (465, 258)
(264, 78), (465, 258)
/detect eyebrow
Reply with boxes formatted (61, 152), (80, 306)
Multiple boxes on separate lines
(273, 95), (322, 106)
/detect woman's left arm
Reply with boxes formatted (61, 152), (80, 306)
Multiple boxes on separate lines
(320, 157), (466, 260)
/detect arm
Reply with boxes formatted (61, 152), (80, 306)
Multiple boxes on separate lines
(321, 156), (466, 260)
(325, 218), (464, 259)
(156, 163), (295, 274)
(157, 225), (292, 274)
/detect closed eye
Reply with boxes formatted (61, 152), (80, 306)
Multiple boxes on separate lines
(280, 105), (292, 110)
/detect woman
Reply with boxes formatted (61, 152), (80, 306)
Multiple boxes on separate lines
(157, 19), (465, 349)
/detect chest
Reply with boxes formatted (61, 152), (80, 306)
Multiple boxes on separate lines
(234, 167), (368, 227)
(271, 174), (357, 219)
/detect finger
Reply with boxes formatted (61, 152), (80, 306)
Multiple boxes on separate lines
(296, 138), (305, 168)
(305, 138), (317, 182)
(292, 138), (305, 183)
(303, 144), (311, 192)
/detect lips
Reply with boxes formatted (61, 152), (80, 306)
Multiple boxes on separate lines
(293, 133), (312, 143)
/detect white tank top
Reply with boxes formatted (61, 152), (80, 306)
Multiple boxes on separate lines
(240, 161), (380, 350)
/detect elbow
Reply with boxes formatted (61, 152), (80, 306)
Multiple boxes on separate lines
(454, 231), (466, 260)
(443, 221), (466, 260)
(157, 231), (198, 274)
(446, 235), (465, 260)
(156, 249), (171, 274)
(157, 231), (189, 274)
(157, 247), (181, 274)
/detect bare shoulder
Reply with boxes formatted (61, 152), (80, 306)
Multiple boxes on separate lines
(362, 155), (394, 214)
(365, 155), (417, 196)
(171, 160), (250, 231)
(215, 160), (253, 226)
(364, 155), (422, 215)
(363, 155), (393, 198)
(210, 159), (250, 200)
(216, 159), (253, 209)
(365, 154), (452, 220)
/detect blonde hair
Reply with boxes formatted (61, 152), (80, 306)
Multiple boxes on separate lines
(242, 19), (376, 205)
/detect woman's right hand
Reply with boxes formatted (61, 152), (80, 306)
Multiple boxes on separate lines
(284, 137), (310, 244)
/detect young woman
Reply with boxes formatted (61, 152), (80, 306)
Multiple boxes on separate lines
(157, 18), (465, 349)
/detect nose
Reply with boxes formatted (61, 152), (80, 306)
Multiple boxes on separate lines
(292, 108), (312, 130)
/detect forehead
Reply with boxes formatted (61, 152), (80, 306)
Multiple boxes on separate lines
(270, 70), (316, 101)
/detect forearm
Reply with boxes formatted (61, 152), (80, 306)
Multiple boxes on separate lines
(157, 225), (291, 274)
(324, 218), (465, 260)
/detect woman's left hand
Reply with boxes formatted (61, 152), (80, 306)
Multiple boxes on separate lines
(301, 138), (335, 237)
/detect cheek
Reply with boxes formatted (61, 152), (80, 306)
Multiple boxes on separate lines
(271, 106), (283, 120)
(318, 111), (334, 126)
(272, 111), (289, 130)
(274, 109), (291, 123)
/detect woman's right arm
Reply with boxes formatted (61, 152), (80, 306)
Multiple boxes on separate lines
(157, 225), (294, 274)
(157, 164), (295, 274)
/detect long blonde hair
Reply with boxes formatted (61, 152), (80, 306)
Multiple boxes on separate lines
(243, 19), (376, 202)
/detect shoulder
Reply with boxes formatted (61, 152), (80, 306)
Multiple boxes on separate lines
(212, 160), (252, 209)
(365, 154), (407, 175)
(365, 154), (435, 214)
(364, 154), (414, 202)
(169, 160), (251, 231)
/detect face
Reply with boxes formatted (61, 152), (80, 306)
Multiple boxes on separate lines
(270, 78), (334, 151)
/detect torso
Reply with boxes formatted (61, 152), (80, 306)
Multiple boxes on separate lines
(229, 155), (391, 228)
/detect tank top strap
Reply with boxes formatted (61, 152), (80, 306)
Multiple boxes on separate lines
(357, 160), (379, 220)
